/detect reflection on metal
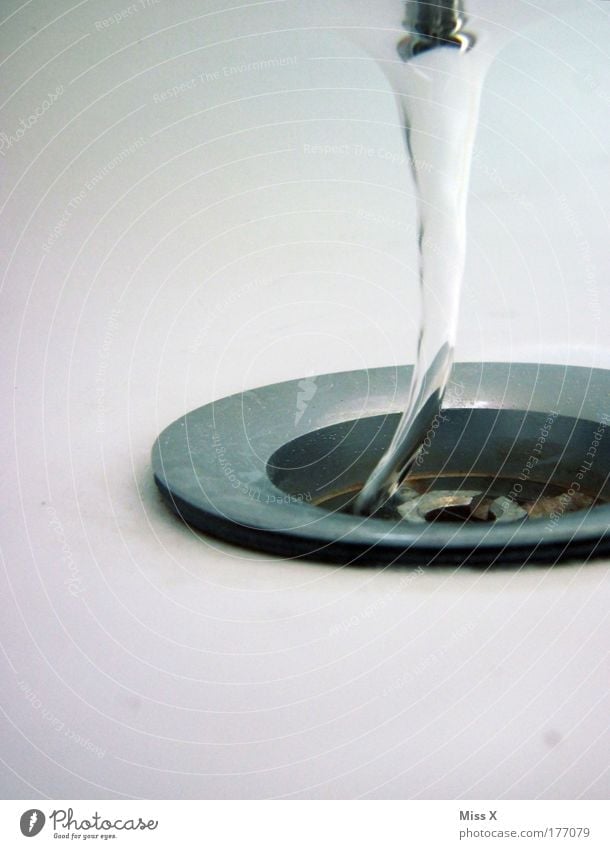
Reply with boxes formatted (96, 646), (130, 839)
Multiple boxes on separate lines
(398, 0), (475, 61)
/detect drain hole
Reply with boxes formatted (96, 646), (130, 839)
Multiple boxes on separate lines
(315, 479), (601, 524)
(390, 490), (528, 524)
(422, 504), (487, 523)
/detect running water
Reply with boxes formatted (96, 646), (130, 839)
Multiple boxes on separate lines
(353, 1), (540, 515)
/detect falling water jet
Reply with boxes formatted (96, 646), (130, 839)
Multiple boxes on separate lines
(355, 1), (506, 514)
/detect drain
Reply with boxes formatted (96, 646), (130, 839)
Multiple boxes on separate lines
(391, 488), (529, 524)
(152, 363), (610, 566)
(369, 484), (596, 525)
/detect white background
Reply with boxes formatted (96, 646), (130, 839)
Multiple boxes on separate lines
(1, 0), (609, 799)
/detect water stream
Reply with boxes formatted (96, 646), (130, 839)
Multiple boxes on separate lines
(353, 1), (534, 515)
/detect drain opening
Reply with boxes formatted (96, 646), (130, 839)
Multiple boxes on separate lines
(393, 489), (530, 524)
(423, 504), (486, 523)
(315, 479), (600, 524)
(267, 408), (609, 528)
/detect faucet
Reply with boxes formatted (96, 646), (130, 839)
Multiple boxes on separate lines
(398, 0), (474, 60)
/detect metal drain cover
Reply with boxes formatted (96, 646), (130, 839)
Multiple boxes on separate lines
(152, 363), (610, 566)
(390, 488), (529, 524)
